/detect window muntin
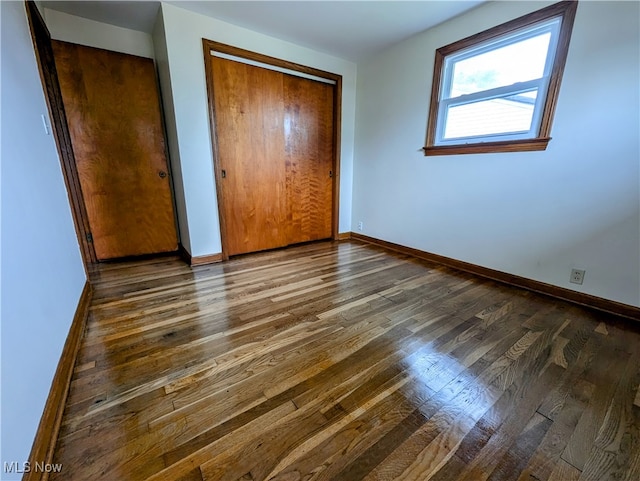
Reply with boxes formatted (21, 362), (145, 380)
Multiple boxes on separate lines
(443, 90), (538, 139)
(424, 1), (578, 156)
(448, 29), (553, 98)
(436, 19), (560, 145)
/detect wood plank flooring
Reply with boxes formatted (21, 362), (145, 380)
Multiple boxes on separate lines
(51, 240), (640, 480)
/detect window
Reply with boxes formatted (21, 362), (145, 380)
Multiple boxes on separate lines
(424, 1), (578, 156)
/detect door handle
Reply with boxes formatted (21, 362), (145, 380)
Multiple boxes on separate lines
(221, 169), (226, 178)
(158, 171), (167, 179)
(329, 170), (333, 178)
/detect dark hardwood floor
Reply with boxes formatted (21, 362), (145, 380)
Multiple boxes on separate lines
(51, 240), (640, 480)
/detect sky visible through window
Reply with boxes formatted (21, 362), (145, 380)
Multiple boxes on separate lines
(443, 32), (552, 140)
(449, 33), (551, 98)
(426, 2), (576, 153)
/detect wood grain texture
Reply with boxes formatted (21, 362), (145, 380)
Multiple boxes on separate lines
(52, 41), (177, 260)
(25, 281), (92, 481)
(50, 241), (640, 480)
(423, 137), (551, 156)
(206, 43), (337, 257)
(351, 232), (640, 322)
(211, 56), (289, 256)
(331, 77), (342, 241)
(284, 74), (334, 244)
(26, 1), (96, 267)
(204, 41), (341, 84)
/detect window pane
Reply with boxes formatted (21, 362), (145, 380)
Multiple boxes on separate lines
(443, 90), (537, 140)
(448, 33), (551, 98)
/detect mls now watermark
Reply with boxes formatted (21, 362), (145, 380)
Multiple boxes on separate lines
(4, 461), (63, 474)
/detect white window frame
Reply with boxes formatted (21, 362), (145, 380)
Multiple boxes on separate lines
(424, 1), (578, 156)
(436, 19), (561, 145)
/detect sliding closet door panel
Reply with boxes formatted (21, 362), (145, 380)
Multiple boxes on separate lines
(53, 41), (178, 260)
(212, 57), (288, 256)
(284, 76), (334, 243)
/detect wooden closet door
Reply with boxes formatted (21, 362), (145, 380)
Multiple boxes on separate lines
(212, 57), (289, 256)
(52, 41), (178, 260)
(284, 75), (334, 244)
(211, 55), (335, 257)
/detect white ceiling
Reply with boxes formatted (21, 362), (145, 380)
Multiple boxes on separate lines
(41, 1), (485, 62)
(42, 1), (162, 32)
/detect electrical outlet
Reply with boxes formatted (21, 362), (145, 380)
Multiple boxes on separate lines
(357, 221), (363, 231)
(570, 268), (585, 285)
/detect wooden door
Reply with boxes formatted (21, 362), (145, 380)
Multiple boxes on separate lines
(25, 4), (96, 266)
(211, 56), (334, 256)
(284, 75), (334, 244)
(52, 41), (178, 260)
(212, 58), (289, 256)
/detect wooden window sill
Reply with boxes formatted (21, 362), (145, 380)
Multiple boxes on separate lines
(423, 137), (551, 156)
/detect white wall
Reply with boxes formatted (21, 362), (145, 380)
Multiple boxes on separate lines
(153, 8), (191, 252)
(353, 1), (640, 307)
(1, 1), (87, 477)
(155, 2), (357, 257)
(44, 8), (155, 58)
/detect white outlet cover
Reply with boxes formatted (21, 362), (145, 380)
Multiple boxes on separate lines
(570, 269), (585, 285)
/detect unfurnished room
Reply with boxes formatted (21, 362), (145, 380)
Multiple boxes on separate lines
(1, 1), (639, 480)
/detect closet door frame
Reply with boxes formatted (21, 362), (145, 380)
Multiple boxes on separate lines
(202, 39), (342, 260)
